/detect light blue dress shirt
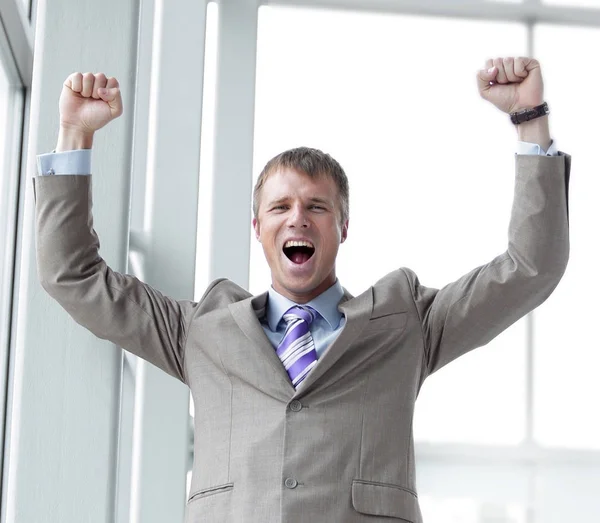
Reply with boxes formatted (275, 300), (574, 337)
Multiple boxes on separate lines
(264, 280), (345, 358)
(37, 148), (92, 176)
(35, 141), (560, 358)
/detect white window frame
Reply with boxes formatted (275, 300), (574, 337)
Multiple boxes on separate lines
(0, 0), (30, 513)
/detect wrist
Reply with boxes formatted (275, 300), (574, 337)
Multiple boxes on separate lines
(56, 124), (94, 152)
(516, 115), (551, 152)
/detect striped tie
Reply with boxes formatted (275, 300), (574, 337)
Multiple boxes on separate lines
(276, 306), (318, 388)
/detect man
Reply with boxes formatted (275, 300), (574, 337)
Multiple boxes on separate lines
(35, 57), (570, 522)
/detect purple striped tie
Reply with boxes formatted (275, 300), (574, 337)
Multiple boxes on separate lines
(276, 306), (318, 388)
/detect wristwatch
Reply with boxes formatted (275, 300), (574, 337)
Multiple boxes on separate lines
(510, 102), (549, 125)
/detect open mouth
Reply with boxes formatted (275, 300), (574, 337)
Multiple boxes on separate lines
(283, 240), (315, 265)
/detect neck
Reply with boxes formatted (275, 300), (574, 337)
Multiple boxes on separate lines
(274, 276), (336, 304)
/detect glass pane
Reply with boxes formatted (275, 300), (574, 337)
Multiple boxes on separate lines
(0, 52), (14, 470)
(415, 322), (527, 445)
(417, 460), (529, 523)
(0, 58), (12, 334)
(533, 24), (600, 450)
(421, 498), (527, 523)
(543, 0), (600, 7)
(0, 64), (7, 157)
(535, 463), (600, 523)
(20, 0), (31, 17)
(252, 6), (527, 444)
(195, 1), (219, 301)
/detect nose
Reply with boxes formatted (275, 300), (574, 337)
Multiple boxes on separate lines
(287, 205), (309, 229)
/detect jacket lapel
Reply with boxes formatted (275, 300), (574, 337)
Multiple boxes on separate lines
(228, 293), (296, 397)
(228, 286), (374, 398)
(293, 286), (373, 396)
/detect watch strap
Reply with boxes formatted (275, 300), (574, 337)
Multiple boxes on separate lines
(510, 102), (549, 125)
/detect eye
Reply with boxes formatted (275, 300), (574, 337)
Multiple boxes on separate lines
(271, 205), (288, 211)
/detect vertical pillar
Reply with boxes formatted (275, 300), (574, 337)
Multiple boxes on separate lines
(209, 0), (260, 287)
(4, 0), (139, 520)
(125, 0), (207, 522)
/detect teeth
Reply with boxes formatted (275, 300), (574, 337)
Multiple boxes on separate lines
(284, 240), (314, 249)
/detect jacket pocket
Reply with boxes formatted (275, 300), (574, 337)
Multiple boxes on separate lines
(187, 482), (234, 504)
(364, 312), (408, 332)
(352, 479), (418, 522)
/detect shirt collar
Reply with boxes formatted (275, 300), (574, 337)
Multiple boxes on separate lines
(266, 280), (345, 331)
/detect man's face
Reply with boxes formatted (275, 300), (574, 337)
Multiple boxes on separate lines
(253, 168), (348, 304)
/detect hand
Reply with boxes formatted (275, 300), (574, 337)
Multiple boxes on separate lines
(59, 72), (123, 136)
(477, 57), (544, 114)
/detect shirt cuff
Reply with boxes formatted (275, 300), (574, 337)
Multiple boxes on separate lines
(516, 140), (558, 157)
(36, 149), (92, 176)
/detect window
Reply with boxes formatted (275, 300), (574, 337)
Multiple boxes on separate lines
(543, 0), (600, 7)
(0, 25), (24, 484)
(195, 1), (219, 301)
(19, 0), (30, 18)
(249, 6), (600, 522)
(532, 24), (600, 450)
(0, 53), (13, 386)
(250, 5), (527, 445)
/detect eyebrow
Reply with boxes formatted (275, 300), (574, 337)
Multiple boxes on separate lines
(308, 197), (331, 206)
(268, 196), (332, 206)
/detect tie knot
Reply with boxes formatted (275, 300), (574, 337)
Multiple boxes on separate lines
(283, 305), (316, 326)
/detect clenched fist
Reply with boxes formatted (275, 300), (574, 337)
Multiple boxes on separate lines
(59, 72), (123, 135)
(477, 57), (544, 114)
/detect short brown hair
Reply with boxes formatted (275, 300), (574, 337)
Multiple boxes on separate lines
(253, 147), (349, 225)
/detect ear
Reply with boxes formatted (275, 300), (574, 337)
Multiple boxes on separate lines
(340, 219), (349, 243)
(252, 217), (261, 242)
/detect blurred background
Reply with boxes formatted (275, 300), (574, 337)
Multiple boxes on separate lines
(0, 0), (598, 522)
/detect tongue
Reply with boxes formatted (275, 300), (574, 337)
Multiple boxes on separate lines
(291, 251), (311, 264)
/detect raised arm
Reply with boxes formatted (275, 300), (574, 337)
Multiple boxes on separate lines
(35, 72), (196, 383)
(406, 57), (570, 376)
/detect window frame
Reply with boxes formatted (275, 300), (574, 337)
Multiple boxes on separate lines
(0, 0), (31, 511)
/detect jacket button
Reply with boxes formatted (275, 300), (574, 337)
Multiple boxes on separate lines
(289, 400), (302, 412)
(284, 477), (298, 489)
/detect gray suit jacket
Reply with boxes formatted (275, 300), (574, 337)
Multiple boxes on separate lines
(34, 154), (570, 523)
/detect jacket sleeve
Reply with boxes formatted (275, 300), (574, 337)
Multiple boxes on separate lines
(403, 153), (571, 377)
(33, 174), (206, 384)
